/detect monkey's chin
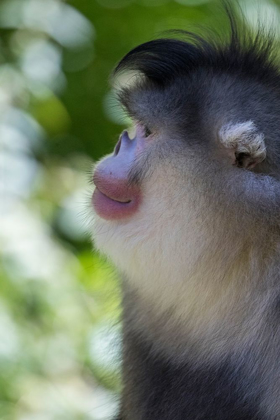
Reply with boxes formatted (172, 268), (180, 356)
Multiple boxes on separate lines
(92, 187), (141, 220)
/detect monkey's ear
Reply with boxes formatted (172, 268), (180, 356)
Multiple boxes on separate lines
(218, 121), (266, 169)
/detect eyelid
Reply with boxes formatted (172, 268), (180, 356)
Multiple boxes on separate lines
(133, 121), (153, 139)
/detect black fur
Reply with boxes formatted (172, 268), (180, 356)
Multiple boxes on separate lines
(114, 6), (279, 90)
(118, 330), (263, 420)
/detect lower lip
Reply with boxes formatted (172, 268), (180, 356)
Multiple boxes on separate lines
(92, 188), (141, 220)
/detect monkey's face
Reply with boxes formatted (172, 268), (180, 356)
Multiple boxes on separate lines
(91, 114), (211, 288)
(91, 101), (267, 302)
(90, 31), (273, 307)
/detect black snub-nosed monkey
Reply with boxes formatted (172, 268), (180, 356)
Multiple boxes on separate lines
(91, 6), (280, 420)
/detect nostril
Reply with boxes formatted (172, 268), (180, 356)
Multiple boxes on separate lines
(114, 138), (121, 156)
(114, 131), (132, 156)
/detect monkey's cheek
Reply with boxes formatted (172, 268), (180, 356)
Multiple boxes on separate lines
(92, 188), (141, 220)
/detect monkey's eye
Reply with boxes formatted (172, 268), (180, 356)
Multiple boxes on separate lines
(144, 126), (152, 138)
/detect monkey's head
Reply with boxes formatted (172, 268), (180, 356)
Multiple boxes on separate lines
(91, 14), (280, 301)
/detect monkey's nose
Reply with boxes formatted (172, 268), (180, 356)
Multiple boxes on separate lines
(114, 130), (134, 156)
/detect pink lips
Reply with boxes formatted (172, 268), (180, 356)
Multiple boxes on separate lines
(92, 187), (140, 220)
(92, 176), (141, 220)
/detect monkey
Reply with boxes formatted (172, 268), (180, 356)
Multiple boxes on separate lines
(91, 6), (280, 420)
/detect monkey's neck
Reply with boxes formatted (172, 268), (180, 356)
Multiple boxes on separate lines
(123, 242), (276, 361)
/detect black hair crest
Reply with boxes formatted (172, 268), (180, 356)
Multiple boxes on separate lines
(113, 5), (279, 89)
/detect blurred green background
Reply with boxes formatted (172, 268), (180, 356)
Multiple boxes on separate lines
(1, 0), (280, 418)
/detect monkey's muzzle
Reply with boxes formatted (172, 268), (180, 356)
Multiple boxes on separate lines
(92, 130), (144, 220)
